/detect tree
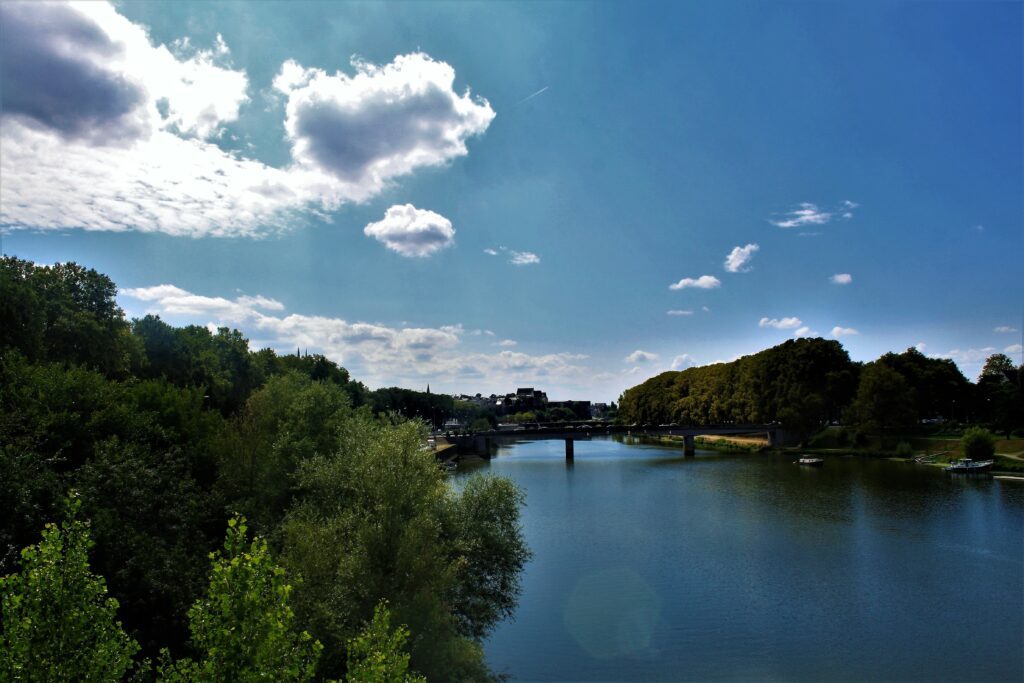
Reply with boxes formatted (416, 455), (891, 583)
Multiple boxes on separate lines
(848, 362), (916, 440)
(345, 601), (426, 683)
(282, 415), (523, 680)
(158, 516), (321, 682)
(1, 498), (139, 682)
(961, 427), (995, 461)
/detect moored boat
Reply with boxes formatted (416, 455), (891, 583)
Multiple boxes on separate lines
(944, 458), (994, 473)
(798, 457), (824, 466)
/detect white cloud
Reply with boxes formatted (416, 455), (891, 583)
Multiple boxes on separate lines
(0, 3), (494, 238)
(625, 350), (658, 364)
(119, 283), (591, 388)
(759, 316), (802, 330)
(509, 250), (540, 266)
(702, 306), (710, 312)
(496, 339), (517, 347)
(831, 326), (859, 337)
(830, 273), (852, 285)
(934, 347), (998, 364)
(671, 354), (697, 370)
(666, 310), (693, 316)
(274, 52), (494, 196)
(669, 275), (720, 290)
(994, 326), (1018, 333)
(483, 248), (498, 256)
(915, 342), (927, 352)
(363, 204), (455, 257)
(723, 243), (759, 273)
(793, 326), (818, 338)
(770, 200), (857, 229)
(1005, 344), (1023, 354)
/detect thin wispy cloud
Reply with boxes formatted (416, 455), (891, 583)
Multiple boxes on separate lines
(831, 326), (859, 337)
(759, 316), (802, 330)
(1005, 344), (1023, 354)
(723, 243), (759, 273)
(830, 273), (852, 285)
(667, 310), (693, 316)
(994, 326), (1018, 333)
(485, 246), (540, 265)
(509, 250), (540, 266)
(770, 200), (858, 229)
(669, 275), (720, 290)
(516, 85), (549, 104)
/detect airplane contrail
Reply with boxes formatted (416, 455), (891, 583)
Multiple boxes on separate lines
(517, 86), (549, 104)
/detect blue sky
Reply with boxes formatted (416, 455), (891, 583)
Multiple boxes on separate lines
(1, 0), (1021, 401)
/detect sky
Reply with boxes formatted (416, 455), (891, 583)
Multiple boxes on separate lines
(1, 0), (1021, 401)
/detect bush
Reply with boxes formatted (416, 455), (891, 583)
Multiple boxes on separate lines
(961, 427), (995, 460)
(894, 441), (913, 458)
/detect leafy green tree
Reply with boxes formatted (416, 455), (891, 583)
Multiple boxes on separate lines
(445, 475), (530, 640)
(848, 362), (916, 440)
(158, 516), (321, 682)
(345, 601), (426, 683)
(961, 427), (995, 461)
(282, 415), (521, 681)
(1, 498), (139, 682)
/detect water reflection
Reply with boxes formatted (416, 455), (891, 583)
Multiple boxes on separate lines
(470, 437), (1024, 682)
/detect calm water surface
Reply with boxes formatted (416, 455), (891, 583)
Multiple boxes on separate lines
(459, 438), (1024, 682)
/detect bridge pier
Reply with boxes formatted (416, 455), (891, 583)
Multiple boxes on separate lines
(684, 434), (695, 457)
(565, 437), (574, 462)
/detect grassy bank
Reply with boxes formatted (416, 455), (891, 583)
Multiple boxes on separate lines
(801, 427), (1024, 474)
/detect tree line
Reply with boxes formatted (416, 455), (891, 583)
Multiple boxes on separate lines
(0, 257), (529, 681)
(617, 337), (1024, 439)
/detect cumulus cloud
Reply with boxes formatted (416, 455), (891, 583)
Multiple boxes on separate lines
(0, 3), (494, 238)
(509, 250), (540, 266)
(759, 316), (802, 330)
(770, 200), (857, 229)
(934, 347), (998, 364)
(363, 204), (455, 257)
(793, 326), (818, 338)
(994, 326), (1018, 333)
(669, 275), (720, 290)
(666, 310), (693, 316)
(274, 52), (494, 196)
(483, 248), (498, 256)
(496, 339), (517, 347)
(915, 342), (927, 352)
(723, 243), (759, 273)
(625, 350), (658, 364)
(671, 354), (697, 370)
(0, 2), (247, 143)
(830, 273), (852, 285)
(1005, 344), (1023, 354)
(119, 283), (590, 388)
(831, 326), (859, 337)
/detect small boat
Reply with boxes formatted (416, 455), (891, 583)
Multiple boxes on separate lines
(798, 457), (824, 467)
(944, 458), (994, 473)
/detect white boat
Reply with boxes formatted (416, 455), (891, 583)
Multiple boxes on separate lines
(944, 458), (994, 473)
(798, 457), (824, 467)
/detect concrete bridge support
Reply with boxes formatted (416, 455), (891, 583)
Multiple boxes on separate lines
(684, 434), (695, 457)
(565, 438), (574, 462)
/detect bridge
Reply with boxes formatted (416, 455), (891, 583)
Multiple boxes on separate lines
(451, 422), (793, 461)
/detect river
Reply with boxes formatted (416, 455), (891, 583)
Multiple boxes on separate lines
(458, 437), (1024, 682)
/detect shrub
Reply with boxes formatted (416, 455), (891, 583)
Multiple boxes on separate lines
(961, 427), (995, 461)
(894, 441), (913, 458)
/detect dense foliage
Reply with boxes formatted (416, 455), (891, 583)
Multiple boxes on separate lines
(617, 339), (1022, 440)
(0, 257), (529, 681)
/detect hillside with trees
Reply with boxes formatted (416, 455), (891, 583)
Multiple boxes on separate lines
(617, 338), (1022, 442)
